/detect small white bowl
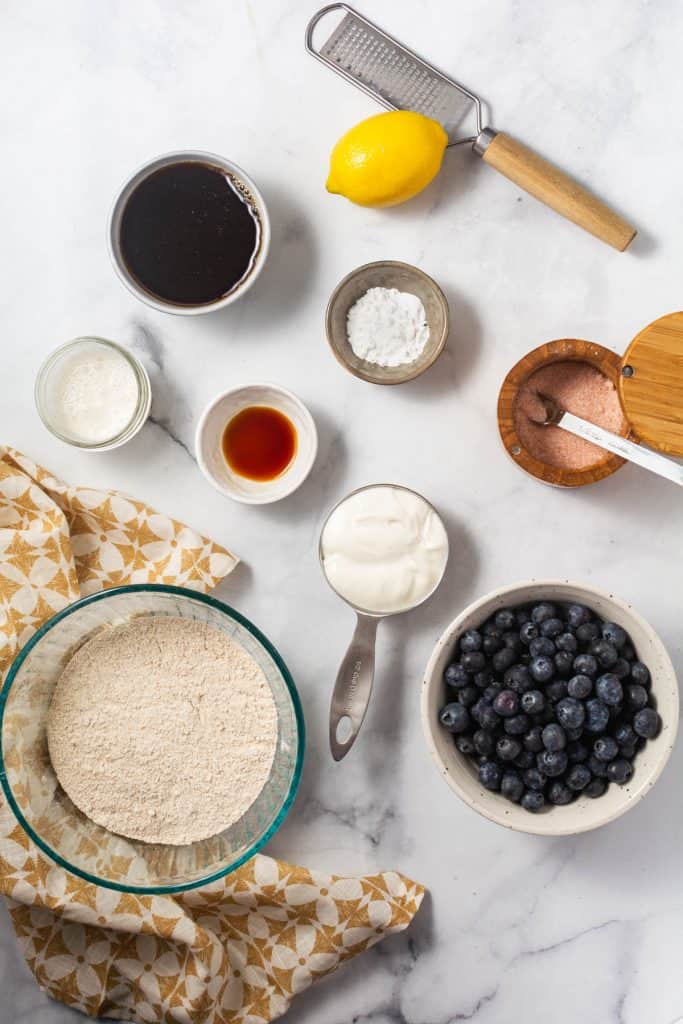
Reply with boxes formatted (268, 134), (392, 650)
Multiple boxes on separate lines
(422, 580), (679, 836)
(108, 150), (270, 316)
(195, 385), (318, 504)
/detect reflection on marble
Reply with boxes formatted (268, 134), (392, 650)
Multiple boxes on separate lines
(2, 0), (683, 1021)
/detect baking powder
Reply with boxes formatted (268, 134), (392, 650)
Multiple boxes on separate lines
(346, 286), (430, 367)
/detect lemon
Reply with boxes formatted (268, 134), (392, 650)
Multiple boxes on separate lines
(326, 110), (448, 208)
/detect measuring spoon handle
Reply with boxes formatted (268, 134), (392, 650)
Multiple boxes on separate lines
(329, 613), (379, 761)
(560, 411), (683, 487)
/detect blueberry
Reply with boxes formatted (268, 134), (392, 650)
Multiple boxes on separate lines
(460, 629), (483, 653)
(565, 725), (585, 742)
(483, 684), (503, 703)
(520, 621), (540, 645)
(501, 771), (524, 802)
(612, 658), (631, 680)
(455, 735), (476, 756)
(458, 684), (480, 708)
(591, 640), (619, 669)
(567, 763), (592, 791)
(492, 689), (519, 717)
(546, 679), (569, 703)
(530, 656), (554, 683)
(445, 662), (470, 689)
(497, 737), (522, 761)
(621, 642), (637, 661)
(523, 768), (547, 792)
(556, 632), (578, 653)
(482, 618), (501, 636)
(474, 703), (500, 730)
(607, 758), (633, 784)
(492, 647), (517, 673)
(521, 689), (545, 715)
(573, 654), (598, 677)
(529, 636), (556, 658)
(585, 778), (608, 798)
(547, 781), (573, 805)
(516, 607), (532, 627)
(495, 608), (516, 631)
(620, 741), (638, 759)
(524, 726), (545, 753)
(595, 674), (623, 707)
(521, 790), (545, 812)
(514, 750), (535, 770)
(556, 697), (585, 730)
(504, 665), (532, 694)
(567, 674), (593, 700)
(502, 630), (523, 652)
(567, 604), (592, 628)
(473, 668), (494, 689)
(461, 651), (487, 674)
(542, 723), (567, 752)
(587, 754), (608, 778)
(537, 749), (568, 777)
(601, 622), (627, 649)
(585, 699), (610, 733)
(504, 714), (531, 736)
(625, 684), (648, 712)
(531, 602), (556, 624)
(554, 651), (575, 677)
(612, 722), (637, 748)
(630, 662), (651, 687)
(633, 708), (661, 739)
(479, 761), (502, 791)
(540, 617), (564, 639)
(482, 631), (504, 656)
(567, 740), (590, 763)
(439, 703), (470, 733)
(593, 736), (619, 762)
(473, 729), (495, 756)
(576, 622), (601, 646)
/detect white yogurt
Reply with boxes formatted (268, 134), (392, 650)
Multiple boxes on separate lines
(321, 485), (448, 614)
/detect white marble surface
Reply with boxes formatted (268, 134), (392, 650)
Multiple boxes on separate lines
(3, 0), (683, 1021)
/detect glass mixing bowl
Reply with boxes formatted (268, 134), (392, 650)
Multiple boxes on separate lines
(0, 585), (304, 893)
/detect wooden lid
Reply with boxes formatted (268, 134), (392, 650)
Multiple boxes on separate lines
(619, 312), (683, 455)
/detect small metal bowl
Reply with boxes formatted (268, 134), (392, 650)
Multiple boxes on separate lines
(325, 260), (449, 385)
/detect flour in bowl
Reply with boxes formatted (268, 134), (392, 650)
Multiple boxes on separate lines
(346, 286), (430, 367)
(47, 616), (278, 845)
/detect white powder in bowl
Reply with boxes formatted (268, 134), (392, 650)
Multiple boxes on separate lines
(346, 286), (430, 367)
(47, 616), (279, 846)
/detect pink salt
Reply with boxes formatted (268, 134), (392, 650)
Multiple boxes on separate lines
(513, 360), (628, 470)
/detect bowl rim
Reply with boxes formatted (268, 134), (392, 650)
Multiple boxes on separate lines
(325, 259), (449, 385)
(421, 579), (679, 836)
(0, 583), (305, 893)
(195, 383), (319, 504)
(107, 149), (271, 316)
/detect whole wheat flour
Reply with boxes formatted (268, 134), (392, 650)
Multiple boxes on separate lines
(47, 615), (278, 845)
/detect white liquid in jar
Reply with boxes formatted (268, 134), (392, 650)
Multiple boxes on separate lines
(44, 341), (140, 444)
(321, 485), (448, 614)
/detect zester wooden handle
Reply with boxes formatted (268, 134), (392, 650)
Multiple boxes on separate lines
(480, 131), (636, 251)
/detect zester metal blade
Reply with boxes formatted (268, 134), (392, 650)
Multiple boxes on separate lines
(308, 4), (482, 145)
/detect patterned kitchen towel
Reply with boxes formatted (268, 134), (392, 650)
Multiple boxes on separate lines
(0, 448), (425, 1023)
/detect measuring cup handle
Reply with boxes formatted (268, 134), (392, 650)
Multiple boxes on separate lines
(474, 129), (636, 251)
(329, 613), (379, 761)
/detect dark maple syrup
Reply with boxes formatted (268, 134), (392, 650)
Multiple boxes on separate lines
(222, 406), (297, 481)
(119, 161), (259, 306)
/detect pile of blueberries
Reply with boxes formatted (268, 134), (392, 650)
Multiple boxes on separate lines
(439, 601), (662, 813)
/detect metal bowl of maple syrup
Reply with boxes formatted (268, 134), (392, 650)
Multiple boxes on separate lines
(195, 384), (318, 503)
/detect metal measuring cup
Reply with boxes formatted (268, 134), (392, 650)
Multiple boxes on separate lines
(319, 484), (449, 761)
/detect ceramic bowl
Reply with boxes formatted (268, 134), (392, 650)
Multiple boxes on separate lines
(325, 260), (449, 384)
(0, 585), (304, 893)
(421, 580), (678, 836)
(108, 150), (270, 315)
(195, 384), (318, 504)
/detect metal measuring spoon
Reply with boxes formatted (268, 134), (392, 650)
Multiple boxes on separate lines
(319, 484), (449, 761)
(531, 391), (683, 487)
